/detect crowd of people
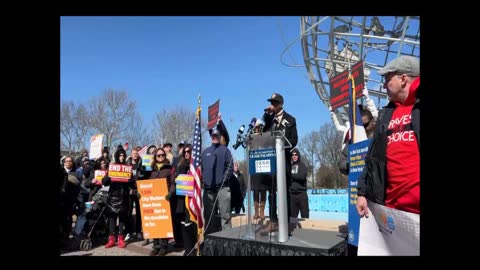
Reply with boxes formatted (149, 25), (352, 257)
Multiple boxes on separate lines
(60, 55), (420, 256)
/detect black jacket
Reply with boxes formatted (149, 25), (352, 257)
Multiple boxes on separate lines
(235, 171), (246, 198)
(262, 110), (298, 183)
(84, 157), (109, 201)
(230, 173), (243, 208)
(174, 158), (190, 215)
(262, 110), (298, 150)
(357, 94), (420, 205)
(60, 164), (82, 214)
(102, 145), (134, 215)
(290, 151), (308, 193)
(150, 162), (176, 199)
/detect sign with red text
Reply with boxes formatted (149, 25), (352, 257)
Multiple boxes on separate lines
(329, 60), (365, 110)
(207, 99), (220, 130)
(94, 170), (107, 186)
(107, 164), (132, 183)
(138, 178), (174, 239)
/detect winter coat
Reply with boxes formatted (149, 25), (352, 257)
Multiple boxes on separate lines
(150, 162), (176, 200)
(102, 145), (134, 215)
(174, 158), (190, 216)
(201, 143), (233, 190)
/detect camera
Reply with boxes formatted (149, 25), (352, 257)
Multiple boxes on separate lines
(232, 125), (245, 150)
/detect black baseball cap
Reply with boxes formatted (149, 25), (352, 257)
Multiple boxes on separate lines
(267, 93), (284, 104)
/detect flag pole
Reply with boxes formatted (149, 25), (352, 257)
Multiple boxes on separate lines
(346, 43), (355, 143)
(196, 93), (202, 256)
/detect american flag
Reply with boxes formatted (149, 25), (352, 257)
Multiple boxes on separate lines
(186, 103), (204, 244)
(137, 145), (148, 157)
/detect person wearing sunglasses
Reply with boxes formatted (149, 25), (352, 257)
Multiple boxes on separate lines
(173, 144), (199, 255)
(148, 148), (176, 256)
(289, 148), (309, 219)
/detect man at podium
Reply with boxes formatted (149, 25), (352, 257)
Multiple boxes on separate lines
(260, 93), (298, 233)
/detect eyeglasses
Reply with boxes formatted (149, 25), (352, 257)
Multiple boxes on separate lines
(156, 154), (166, 157)
(185, 150), (191, 153)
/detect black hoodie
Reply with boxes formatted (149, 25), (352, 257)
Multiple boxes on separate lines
(290, 149), (308, 193)
(102, 145), (134, 214)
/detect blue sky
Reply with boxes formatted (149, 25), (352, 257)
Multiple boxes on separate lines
(60, 16), (419, 161)
(61, 16), (330, 161)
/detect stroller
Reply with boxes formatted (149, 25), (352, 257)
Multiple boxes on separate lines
(79, 190), (109, 251)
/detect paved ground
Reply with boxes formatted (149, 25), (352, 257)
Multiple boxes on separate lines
(60, 214), (345, 256)
(60, 237), (184, 256)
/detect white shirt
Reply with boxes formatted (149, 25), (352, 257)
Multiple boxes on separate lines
(275, 109), (284, 128)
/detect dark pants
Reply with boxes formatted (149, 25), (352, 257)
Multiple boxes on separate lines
(127, 195), (142, 235)
(182, 223), (198, 256)
(170, 196), (183, 246)
(233, 196), (245, 214)
(108, 212), (128, 236)
(290, 191), (309, 218)
(60, 206), (73, 239)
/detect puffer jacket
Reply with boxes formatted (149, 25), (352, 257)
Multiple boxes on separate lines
(102, 145), (134, 214)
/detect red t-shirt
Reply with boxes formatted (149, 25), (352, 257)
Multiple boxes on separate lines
(385, 78), (420, 214)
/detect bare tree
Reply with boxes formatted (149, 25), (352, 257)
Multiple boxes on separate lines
(318, 122), (343, 188)
(61, 101), (75, 152)
(60, 101), (91, 153)
(122, 112), (153, 149)
(297, 130), (321, 189)
(152, 106), (196, 147)
(88, 89), (137, 150)
(72, 103), (90, 152)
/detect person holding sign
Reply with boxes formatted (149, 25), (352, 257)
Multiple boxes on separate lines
(208, 112), (230, 146)
(148, 148), (176, 256)
(357, 55), (420, 217)
(174, 144), (198, 256)
(84, 157), (109, 201)
(126, 148), (144, 241)
(102, 145), (135, 249)
(201, 129), (234, 234)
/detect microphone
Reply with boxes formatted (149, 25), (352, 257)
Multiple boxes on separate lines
(232, 124), (246, 150)
(238, 124), (245, 134)
(245, 117), (257, 135)
(255, 118), (265, 133)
